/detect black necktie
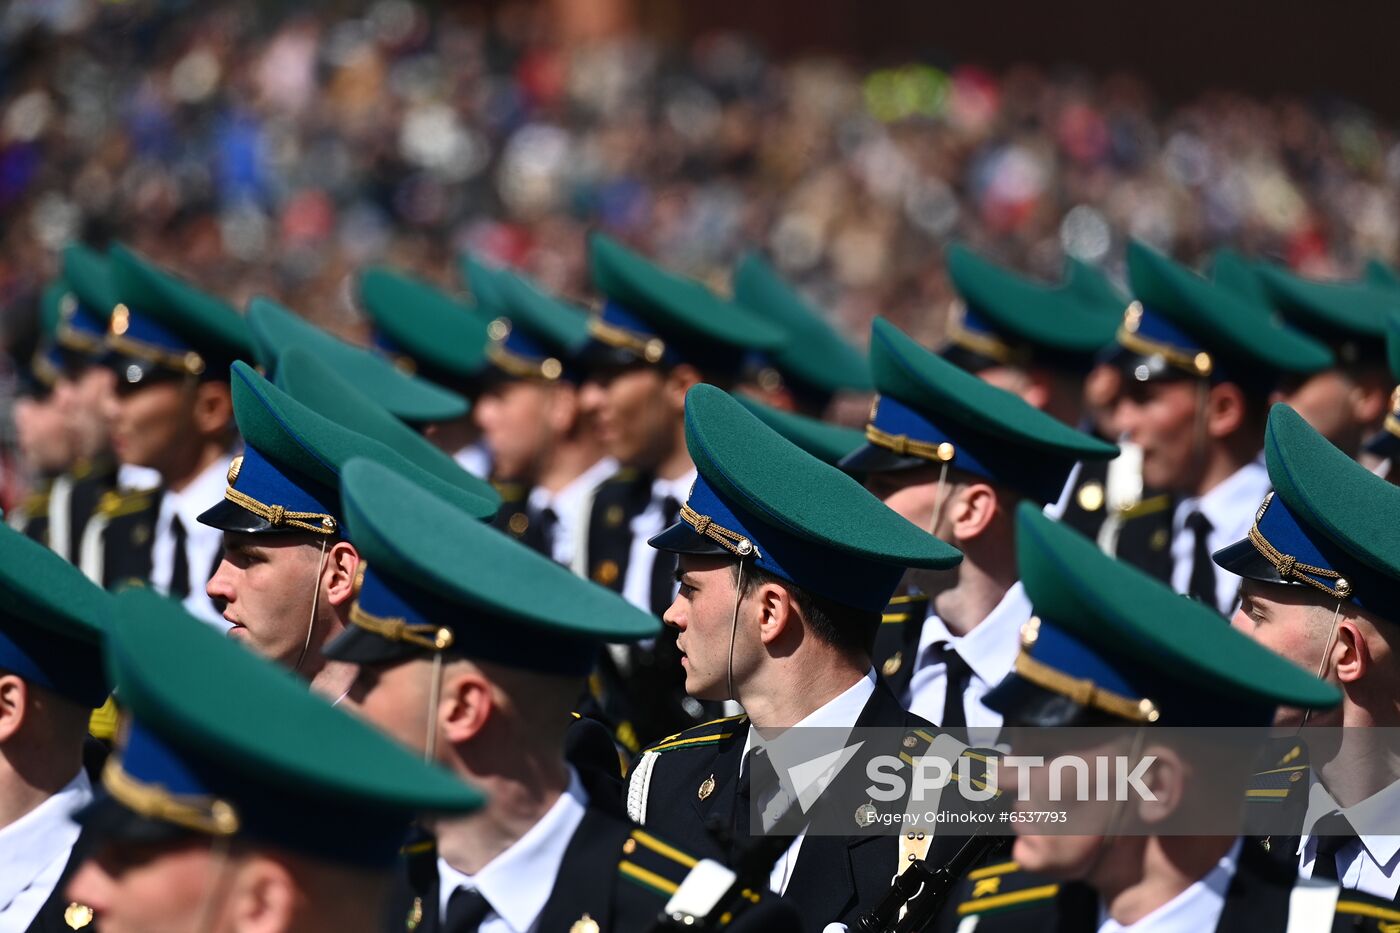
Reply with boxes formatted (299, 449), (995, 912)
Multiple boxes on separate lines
(649, 496), (682, 616)
(930, 642), (972, 729)
(1311, 810), (1356, 882)
(523, 504), (558, 559)
(735, 746), (789, 854)
(1184, 511), (1218, 611)
(168, 515), (191, 600)
(443, 886), (492, 933)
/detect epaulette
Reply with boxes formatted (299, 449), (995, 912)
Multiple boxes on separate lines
(882, 593), (928, 625)
(645, 714), (747, 755)
(953, 861), (1059, 918)
(606, 467), (642, 485)
(896, 730), (1001, 796)
(18, 490), (50, 519)
(1335, 897), (1400, 928)
(1246, 741), (1308, 802)
(491, 481), (527, 503)
(618, 827), (700, 900)
(1117, 493), (1171, 521)
(97, 488), (155, 519)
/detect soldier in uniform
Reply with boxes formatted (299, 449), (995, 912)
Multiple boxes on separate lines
(1105, 241), (1331, 614)
(1363, 310), (1400, 483)
(80, 245), (252, 625)
(730, 252), (872, 418)
(196, 361), (498, 699)
(321, 457), (797, 932)
(452, 262), (615, 562)
(626, 385), (965, 929)
(0, 522), (109, 932)
(245, 294), (474, 431)
(1215, 405), (1400, 900)
(574, 234), (784, 750)
(360, 264), (495, 477)
(935, 503), (1398, 932)
(838, 318), (1116, 726)
(66, 587), (484, 933)
(938, 244), (1125, 539)
(8, 303), (74, 550)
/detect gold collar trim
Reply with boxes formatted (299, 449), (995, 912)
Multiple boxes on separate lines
(1116, 302), (1212, 378)
(102, 755), (240, 836)
(1247, 494), (1352, 599)
(106, 305), (206, 376)
(587, 316), (666, 364)
(348, 601), (455, 652)
(679, 502), (759, 558)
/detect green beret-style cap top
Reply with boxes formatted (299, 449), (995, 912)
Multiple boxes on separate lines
(732, 253), (872, 400)
(90, 588), (482, 866)
(358, 267), (491, 385)
(247, 296), (468, 425)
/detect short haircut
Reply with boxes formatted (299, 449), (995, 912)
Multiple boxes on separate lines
(732, 563), (882, 659)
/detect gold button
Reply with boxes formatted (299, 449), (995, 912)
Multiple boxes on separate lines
(1076, 481), (1105, 513)
(882, 651), (903, 677)
(605, 505), (625, 527)
(508, 512), (530, 535)
(594, 560), (620, 586)
(622, 837), (637, 854)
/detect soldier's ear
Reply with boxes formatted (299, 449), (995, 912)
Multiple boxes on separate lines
(0, 675), (27, 742)
(191, 380), (235, 436)
(1134, 743), (1186, 827)
(439, 666), (495, 746)
(322, 542), (360, 608)
(225, 853), (298, 933)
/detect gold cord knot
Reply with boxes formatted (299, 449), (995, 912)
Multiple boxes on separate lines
(693, 515), (711, 535)
(268, 505), (285, 525)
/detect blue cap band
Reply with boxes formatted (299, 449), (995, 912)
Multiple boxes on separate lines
(0, 617), (107, 708)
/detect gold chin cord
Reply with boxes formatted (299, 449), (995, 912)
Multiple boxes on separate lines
(193, 835), (236, 933)
(292, 538), (331, 676)
(1082, 725), (1150, 883)
(726, 560), (748, 703)
(425, 650), (445, 764)
(1299, 600), (1344, 730)
(928, 461), (951, 536)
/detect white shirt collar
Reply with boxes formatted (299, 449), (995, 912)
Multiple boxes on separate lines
(915, 582), (1029, 688)
(1301, 774), (1400, 866)
(1171, 460), (1269, 537)
(161, 452), (235, 523)
(0, 769), (92, 910)
(651, 469), (697, 506)
(527, 457), (617, 516)
(436, 768), (589, 933)
(1097, 837), (1240, 932)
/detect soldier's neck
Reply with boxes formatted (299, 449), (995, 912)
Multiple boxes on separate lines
(0, 744), (83, 830)
(162, 439), (230, 494)
(1315, 723), (1400, 809)
(1188, 438), (1260, 500)
(433, 749), (572, 875)
(1092, 834), (1235, 927)
(535, 435), (606, 494)
(932, 534), (1018, 638)
(740, 653), (869, 730)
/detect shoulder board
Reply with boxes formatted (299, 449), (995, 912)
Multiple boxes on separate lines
(492, 481), (527, 502)
(1335, 898), (1400, 926)
(610, 467), (641, 483)
(955, 861), (1060, 917)
(98, 489), (155, 519)
(618, 828), (700, 900)
(646, 714), (747, 754)
(1246, 762), (1309, 801)
(21, 491), (50, 516)
(883, 593), (928, 624)
(897, 734), (1002, 797)
(1117, 494), (1171, 520)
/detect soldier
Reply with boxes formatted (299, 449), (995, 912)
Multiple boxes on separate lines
(79, 246), (251, 625)
(838, 318), (1116, 723)
(730, 253), (872, 418)
(937, 244), (1126, 539)
(321, 457), (796, 932)
(937, 503), (1398, 931)
(66, 587), (484, 933)
(627, 384), (965, 929)
(574, 234), (784, 749)
(245, 295), (473, 429)
(1105, 241), (1331, 614)
(1215, 405), (1400, 900)
(1360, 310), (1400, 483)
(446, 262), (615, 562)
(360, 264), (495, 477)
(197, 360), (498, 699)
(8, 303), (74, 550)
(0, 522), (109, 931)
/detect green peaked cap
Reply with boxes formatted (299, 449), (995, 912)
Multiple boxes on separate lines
(1123, 240), (1333, 382)
(586, 234), (784, 374)
(648, 383), (960, 615)
(1064, 256), (1128, 311)
(944, 243), (1120, 367)
(0, 522), (110, 708)
(1389, 310), (1400, 382)
(358, 267), (491, 383)
(1254, 263), (1396, 362)
(1214, 404), (1400, 622)
(246, 296), (468, 424)
(198, 362), (497, 537)
(273, 347), (499, 508)
(476, 262), (592, 381)
(1208, 248), (1270, 306)
(460, 252), (510, 314)
(494, 268), (592, 352)
(61, 243), (118, 327)
(732, 253), (872, 398)
(734, 394), (864, 467)
(1359, 312), (1400, 458)
(984, 502), (1341, 727)
(108, 244), (252, 367)
(95, 588), (482, 865)
(322, 457), (658, 673)
(1366, 259), (1400, 290)
(842, 317), (1118, 504)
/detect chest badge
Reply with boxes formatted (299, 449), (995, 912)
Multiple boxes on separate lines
(64, 904), (94, 930)
(571, 914), (600, 933)
(405, 896), (422, 931)
(698, 773), (716, 800)
(882, 650), (903, 677)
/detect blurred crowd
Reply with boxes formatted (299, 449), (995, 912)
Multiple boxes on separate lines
(4, 0), (1400, 459)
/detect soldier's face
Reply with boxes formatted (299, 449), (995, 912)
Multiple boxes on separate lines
(1232, 579), (1338, 727)
(474, 379), (558, 481)
(13, 394), (75, 475)
(208, 532), (331, 670)
(665, 554), (755, 700)
(343, 657), (436, 755)
(57, 364), (116, 461)
(863, 466), (958, 541)
(1114, 379), (1200, 492)
(67, 837), (221, 933)
(107, 380), (195, 474)
(1273, 369), (1362, 454)
(580, 366), (676, 468)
